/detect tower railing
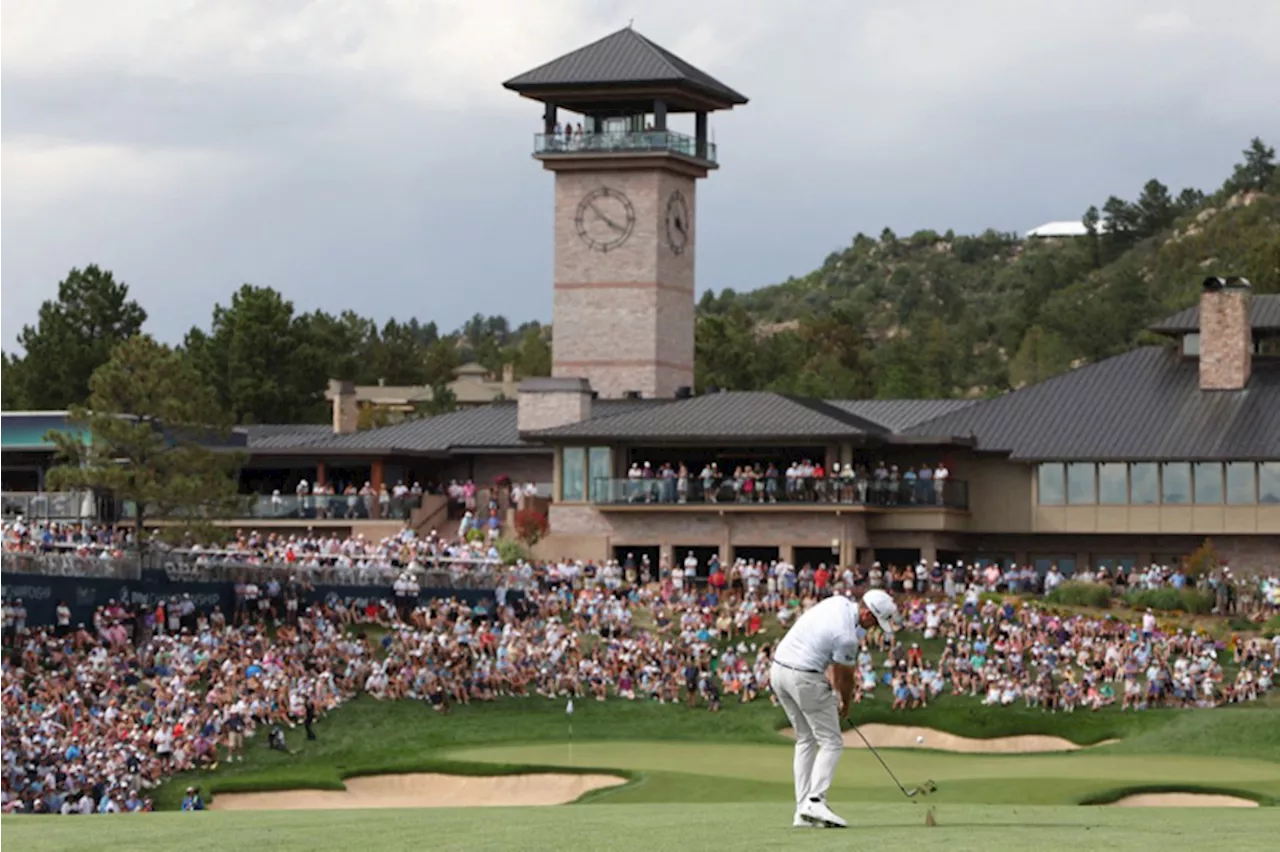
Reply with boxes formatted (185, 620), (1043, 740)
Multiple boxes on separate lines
(534, 130), (716, 164)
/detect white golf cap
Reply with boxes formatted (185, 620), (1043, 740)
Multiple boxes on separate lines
(861, 589), (901, 634)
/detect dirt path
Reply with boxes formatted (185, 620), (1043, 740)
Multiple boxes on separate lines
(779, 723), (1119, 753)
(209, 772), (627, 811)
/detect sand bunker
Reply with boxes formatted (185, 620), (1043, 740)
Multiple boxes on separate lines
(209, 772), (627, 811)
(779, 724), (1118, 754)
(1104, 793), (1258, 808)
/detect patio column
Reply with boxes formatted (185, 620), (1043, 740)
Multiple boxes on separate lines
(316, 462), (327, 487)
(371, 460), (385, 519)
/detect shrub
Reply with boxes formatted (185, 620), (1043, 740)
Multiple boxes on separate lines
(1046, 581), (1112, 609)
(464, 528), (485, 544)
(513, 508), (549, 546)
(494, 538), (528, 566)
(1185, 538), (1221, 578)
(1124, 588), (1215, 614)
(1263, 614), (1280, 638)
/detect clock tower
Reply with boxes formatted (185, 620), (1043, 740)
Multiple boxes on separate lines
(505, 28), (747, 400)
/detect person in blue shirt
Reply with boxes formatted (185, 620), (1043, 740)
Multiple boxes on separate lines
(181, 786), (205, 811)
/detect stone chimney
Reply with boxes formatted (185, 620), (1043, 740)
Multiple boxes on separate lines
(501, 363), (517, 398)
(517, 377), (592, 433)
(330, 379), (359, 434)
(1198, 277), (1253, 391)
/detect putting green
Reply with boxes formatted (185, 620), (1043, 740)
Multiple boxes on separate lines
(448, 741), (1280, 805)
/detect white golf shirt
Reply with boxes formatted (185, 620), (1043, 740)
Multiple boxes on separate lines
(773, 595), (864, 672)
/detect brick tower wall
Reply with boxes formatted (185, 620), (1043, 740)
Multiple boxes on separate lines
(552, 168), (697, 399)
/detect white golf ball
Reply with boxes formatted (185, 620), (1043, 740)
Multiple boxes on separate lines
(916, 736), (925, 744)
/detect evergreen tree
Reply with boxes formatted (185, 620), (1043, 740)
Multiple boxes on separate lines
(44, 336), (245, 543)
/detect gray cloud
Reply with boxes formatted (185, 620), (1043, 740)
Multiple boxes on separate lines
(3, 1), (1279, 351)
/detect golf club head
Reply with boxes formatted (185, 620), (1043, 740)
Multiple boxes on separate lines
(910, 780), (938, 797)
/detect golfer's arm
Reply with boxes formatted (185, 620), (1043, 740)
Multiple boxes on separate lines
(828, 663), (856, 711)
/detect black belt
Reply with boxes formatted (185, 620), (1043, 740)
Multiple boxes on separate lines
(773, 660), (823, 674)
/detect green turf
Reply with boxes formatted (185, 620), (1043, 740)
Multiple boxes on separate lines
(139, 686), (1279, 809)
(5, 802), (1278, 852)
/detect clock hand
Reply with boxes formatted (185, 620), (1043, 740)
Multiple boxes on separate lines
(589, 202), (626, 233)
(675, 217), (686, 236)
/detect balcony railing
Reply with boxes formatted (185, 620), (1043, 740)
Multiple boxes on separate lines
(590, 477), (969, 510)
(2, 550), (516, 588)
(534, 130), (717, 164)
(120, 493), (425, 523)
(2, 491), (97, 521)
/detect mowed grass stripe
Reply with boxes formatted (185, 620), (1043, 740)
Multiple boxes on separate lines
(5, 802), (1280, 852)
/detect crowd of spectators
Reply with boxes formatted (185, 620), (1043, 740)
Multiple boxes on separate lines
(3, 519), (1278, 815)
(621, 459), (953, 506)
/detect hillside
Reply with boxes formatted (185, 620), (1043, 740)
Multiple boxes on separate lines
(4, 140), (1276, 424)
(694, 137), (1280, 399)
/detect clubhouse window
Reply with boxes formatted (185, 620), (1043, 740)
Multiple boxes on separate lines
(1226, 462), (1256, 504)
(1037, 464), (1065, 505)
(1066, 463), (1095, 505)
(1097, 463), (1128, 504)
(561, 447), (586, 502)
(1161, 462), (1191, 505)
(1033, 555), (1075, 576)
(587, 447), (613, 502)
(1261, 462), (1280, 504)
(1128, 463), (1159, 504)
(1094, 555), (1137, 573)
(1193, 462), (1224, 504)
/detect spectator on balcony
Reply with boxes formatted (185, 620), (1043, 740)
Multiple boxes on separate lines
(699, 463), (719, 502)
(294, 477), (310, 517)
(933, 462), (950, 505)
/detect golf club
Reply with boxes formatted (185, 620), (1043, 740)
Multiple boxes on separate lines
(848, 722), (938, 801)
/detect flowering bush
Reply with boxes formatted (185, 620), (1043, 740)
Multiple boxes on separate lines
(513, 508), (549, 546)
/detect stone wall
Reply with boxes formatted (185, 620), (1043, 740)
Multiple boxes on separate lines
(551, 168), (697, 399)
(516, 377), (592, 433)
(1198, 284), (1252, 390)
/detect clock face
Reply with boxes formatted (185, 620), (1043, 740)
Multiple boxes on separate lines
(575, 187), (636, 253)
(665, 191), (690, 255)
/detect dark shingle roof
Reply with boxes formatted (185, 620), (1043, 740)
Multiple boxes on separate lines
(253, 399), (666, 455)
(906, 346), (1280, 460)
(828, 399), (981, 433)
(240, 424), (335, 450)
(503, 28), (747, 106)
(1148, 294), (1280, 334)
(529, 391), (888, 441)
(315, 403), (527, 453)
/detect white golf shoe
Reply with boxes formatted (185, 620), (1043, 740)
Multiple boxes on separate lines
(799, 796), (847, 828)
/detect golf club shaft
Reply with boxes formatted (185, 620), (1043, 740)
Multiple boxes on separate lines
(847, 721), (913, 797)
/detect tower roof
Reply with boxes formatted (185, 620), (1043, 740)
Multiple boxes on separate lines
(504, 27), (748, 112)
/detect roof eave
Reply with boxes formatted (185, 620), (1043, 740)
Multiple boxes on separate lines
(503, 80), (745, 111)
(522, 431), (874, 444)
(886, 435), (979, 448)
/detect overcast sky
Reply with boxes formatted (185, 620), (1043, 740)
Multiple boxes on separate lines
(4, 0), (1279, 351)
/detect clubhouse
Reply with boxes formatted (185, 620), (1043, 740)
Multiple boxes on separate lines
(4, 279), (1278, 574)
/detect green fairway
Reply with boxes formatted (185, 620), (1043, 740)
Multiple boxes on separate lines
(448, 741), (1280, 805)
(7, 666), (1278, 850)
(5, 802), (1279, 852)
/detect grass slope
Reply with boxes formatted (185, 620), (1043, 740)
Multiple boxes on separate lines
(143, 688), (1280, 811)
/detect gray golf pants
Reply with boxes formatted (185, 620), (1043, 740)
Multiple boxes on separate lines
(770, 663), (844, 805)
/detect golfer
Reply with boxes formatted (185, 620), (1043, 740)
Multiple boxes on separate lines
(771, 589), (901, 828)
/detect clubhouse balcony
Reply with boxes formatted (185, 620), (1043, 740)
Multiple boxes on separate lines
(587, 476), (969, 511)
(534, 129), (717, 165)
